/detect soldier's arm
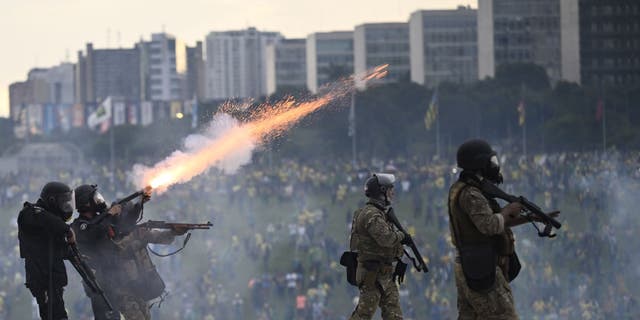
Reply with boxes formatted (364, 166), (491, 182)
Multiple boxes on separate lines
(145, 229), (177, 245)
(459, 187), (505, 235)
(364, 211), (405, 248)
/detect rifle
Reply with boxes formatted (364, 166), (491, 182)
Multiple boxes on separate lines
(67, 243), (119, 320)
(387, 208), (429, 273)
(136, 220), (213, 257)
(475, 177), (562, 238)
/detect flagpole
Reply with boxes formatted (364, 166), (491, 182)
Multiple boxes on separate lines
(602, 99), (606, 153)
(434, 85), (440, 158)
(351, 91), (357, 167)
(109, 100), (115, 191)
(436, 107), (440, 158)
(521, 84), (527, 158)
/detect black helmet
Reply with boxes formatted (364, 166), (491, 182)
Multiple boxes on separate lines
(75, 184), (108, 214)
(456, 139), (503, 184)
(364, 173), (396, 201)
(40, 181), (75, 221)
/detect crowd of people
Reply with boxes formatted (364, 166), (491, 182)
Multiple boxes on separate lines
(1, 149), (639, 319)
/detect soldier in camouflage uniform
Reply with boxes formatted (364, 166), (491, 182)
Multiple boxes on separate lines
(349, 173), (408, 320)
(448, 140), (559, 320)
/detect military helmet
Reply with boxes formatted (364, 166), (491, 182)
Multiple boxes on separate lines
(364, 173), (396, 199)
(456, 139), (496, 171)
(74, 184), (107, 213)
(40, 181), (75, 221)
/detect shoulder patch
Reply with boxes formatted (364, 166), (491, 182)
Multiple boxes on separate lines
(80, 223), (88, 231)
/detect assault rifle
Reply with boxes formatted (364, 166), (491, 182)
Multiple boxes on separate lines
(68, 243), (119, 320)
(387, 208), (429, 273)
(475, 177), (562, 238)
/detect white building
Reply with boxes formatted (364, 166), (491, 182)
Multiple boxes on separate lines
(147, 33), (187, 101)
(265, 39), (307, 95)
(410, 7), (478, 88)
(205, 27), (282, 100)
(477, 0), (580, 83)
(306, 31), (354, 93)
(354, 23), (410, 89)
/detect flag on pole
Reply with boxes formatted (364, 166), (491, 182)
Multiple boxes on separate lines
(595, 99), (604, 121)
(517, 100), (526, 126)
(424, 88), (438, 130)
(88, 97), (112, 132)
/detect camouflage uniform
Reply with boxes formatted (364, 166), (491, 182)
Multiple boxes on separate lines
(448, 181), (518, 320)
(349, 199), (405, 320)
(110, 227), (177, 320)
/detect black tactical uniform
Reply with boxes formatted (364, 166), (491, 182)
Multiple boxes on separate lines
(18, 182), (75, 320)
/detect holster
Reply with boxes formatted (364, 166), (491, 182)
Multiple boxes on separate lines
(459, 243), (497, 292)
(507, 252), (521, 282)
(339, 251), (358, 287)
(393, 259), (408, 284)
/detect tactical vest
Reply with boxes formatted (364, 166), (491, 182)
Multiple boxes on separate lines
(448, 181), (515, 257)
(350, 204), (401, 263)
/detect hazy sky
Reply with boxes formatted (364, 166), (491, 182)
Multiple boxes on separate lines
(0, 0), (476, 118)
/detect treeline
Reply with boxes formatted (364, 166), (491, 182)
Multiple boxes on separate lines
(2, 63), (639, 165)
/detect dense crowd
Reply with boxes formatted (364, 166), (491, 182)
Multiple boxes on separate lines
(1, 149), (639, 319)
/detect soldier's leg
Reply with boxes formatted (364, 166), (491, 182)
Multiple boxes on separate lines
(454, 263), (477, 320)
(117, 294), (150, 320)
(460, 266), (518, 320)
(350, 283), (382, 320)
(378, 275), (403, 320)
(29, 287), (69, 320)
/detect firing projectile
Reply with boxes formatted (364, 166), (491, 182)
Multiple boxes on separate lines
(116, 186), (152, 205)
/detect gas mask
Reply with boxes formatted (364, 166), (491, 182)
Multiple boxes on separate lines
(484, 155), (504, 184)
(92, 191), (108, 214)
(54, 191), (75, 222)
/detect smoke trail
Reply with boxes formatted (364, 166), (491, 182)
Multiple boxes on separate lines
(131, 65), (389, 194)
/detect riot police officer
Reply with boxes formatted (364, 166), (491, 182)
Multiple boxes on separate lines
(18, 181), (76, 320)
(348, 173), (407, 320)
(70, 184), (122, 320)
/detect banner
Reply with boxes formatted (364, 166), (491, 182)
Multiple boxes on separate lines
(113, 101), (126, 125)
(72, 103), (84, 128)
(128, 103), (139, 125)
(141, 101), (153, 126)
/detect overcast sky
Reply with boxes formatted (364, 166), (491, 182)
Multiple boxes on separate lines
(0, 0), (476, 117)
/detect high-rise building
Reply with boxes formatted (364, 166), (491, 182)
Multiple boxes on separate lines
(186, 41), (206, 100)
(265, 39), (307, 95)
(478, 0), (580, 83)
(354, 23), (410, 89)
(76, 43), (142, 104)
(577, 0), (640, 86)
(143, 33), (187, 102)
(410, 7), (478, 88)
(9, 63), (75, 135)
(205, 27), (283, 100)
(306, 31), (354, 93)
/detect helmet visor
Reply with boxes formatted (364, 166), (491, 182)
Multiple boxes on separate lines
(374, 173), (396, 187)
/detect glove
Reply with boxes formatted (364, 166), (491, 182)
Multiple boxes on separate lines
(400, 233), (412, 246)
